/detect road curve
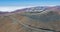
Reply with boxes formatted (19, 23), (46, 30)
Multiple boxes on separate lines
(8, 16), (59, 32)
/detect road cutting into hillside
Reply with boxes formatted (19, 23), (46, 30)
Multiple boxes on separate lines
(8, 16), (59, 32)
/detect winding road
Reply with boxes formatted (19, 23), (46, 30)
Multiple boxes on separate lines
(8, 16), (59, 32)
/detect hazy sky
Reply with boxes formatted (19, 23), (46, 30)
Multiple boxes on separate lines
(0, 0), (60, 12)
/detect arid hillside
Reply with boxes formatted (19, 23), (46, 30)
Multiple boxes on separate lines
(0, 6), (60, 32)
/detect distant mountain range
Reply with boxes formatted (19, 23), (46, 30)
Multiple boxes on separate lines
(10, 6), (60, 14)
(0, 6), (60, 14)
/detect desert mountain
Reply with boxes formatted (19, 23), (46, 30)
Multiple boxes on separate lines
(0, 6), (60, 32)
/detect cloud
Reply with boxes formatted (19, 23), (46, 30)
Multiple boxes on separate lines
(0, 6), (34, 12)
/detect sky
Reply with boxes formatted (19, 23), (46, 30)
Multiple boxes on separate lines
(0, 0), (60, 12)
